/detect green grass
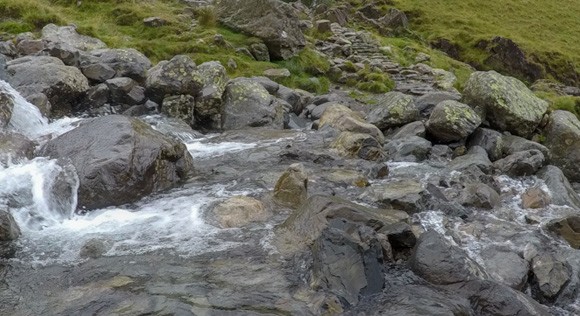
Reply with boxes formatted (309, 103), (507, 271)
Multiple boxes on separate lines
(393, 0), (580, 84)
(0, 0), (328, 92)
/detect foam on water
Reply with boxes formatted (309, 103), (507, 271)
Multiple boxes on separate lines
(187, 139), (257, 158)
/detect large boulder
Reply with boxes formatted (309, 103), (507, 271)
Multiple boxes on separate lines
(145, 55), (202, 103)
(367, 92), (419, 130)
(88, 48), (152, 82)
(462, 71), (548, 137)
(215, 0), (306, 60)
(7, 56), (89, 117)
(221, 78), (284, 129)
(40, 115), (194, 210)
(426, 100), (481, 142)
(195, 61), (228, 127)
(409, 231), (487, 285)
(543, 110), (580, 182)
(41, 24), (107, 51)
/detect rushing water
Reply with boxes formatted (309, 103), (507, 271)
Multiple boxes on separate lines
(2, 80), (580, 314)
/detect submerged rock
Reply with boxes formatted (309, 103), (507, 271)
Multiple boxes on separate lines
(40, 115), (194, 210)
(462, 71), (548, 137)
(212, 196), (270, 228)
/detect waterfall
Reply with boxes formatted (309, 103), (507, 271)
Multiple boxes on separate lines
(2, 80), (49, 139)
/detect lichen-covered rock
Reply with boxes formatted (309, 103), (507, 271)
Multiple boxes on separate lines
(543, 110), (580, 182)
(273, 163), (308, 208)
(89, 48), (152, 82)
(161, 94), (195, 126)
(7, 56), (89, 117)
(195, 61), (228, 127)
(221, 78), (284, 130)
(426, 100), (481, 142)
(41, 24), (107, 51)
(331, 131), (385, 161)
(40, 115), (194, 210)
(145, 55), (202, 103)
(212, 196), (270, 228)
(367, 92), (419, 130)
(320, 103), (384, 144)
(462, 71), (548, 137)
(216, 0), (306, 60)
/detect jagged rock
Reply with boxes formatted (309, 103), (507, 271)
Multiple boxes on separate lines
(216, 0), (305, 60)
(448, 146), (493, 174)
(331, 131), (384, 161)
(7, 56), (89, 117)
(273, 163), (308, 208)
(384, 136), (432, 162)
(221, 78), (284, 129)
(462, 71), (548, 137)
(492, 149), (545, 177)
(390, 121), (426, 139)
(212, 196), (270, 228)
(367, 92), (419, 130)
(40, 115), (194, 210)
(531, 253), (571, 301)
(461, 183), (500, 209)
(161, 94), (195, 126)
(276, 195), (408, 251)
(426, 100), (481, 142)
(502, 134), (550, 160)
(522, 187), (551, 209)
(320, 104), (384, 143)
(467, 128), (503, 161)
(410, 231), (487, 285)
(445, 280), (551, 316)
(89, 48), (152, 82)
(544, 110), (580, 182)
(41, 24), (107, 51)
(0, 132), (35, 164)
(537, 165), (580, 209)
(482, 249), (529, 290)
(480, 36), (544, 84)
(0, 209), (21, 241)
(106, 77), (146, 106)
(546, 216), (580, 249)
(361, 179), (428, 213)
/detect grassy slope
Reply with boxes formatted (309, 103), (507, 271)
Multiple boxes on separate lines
(0, 0), (333, 92)
(393, 0), (580, 80)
